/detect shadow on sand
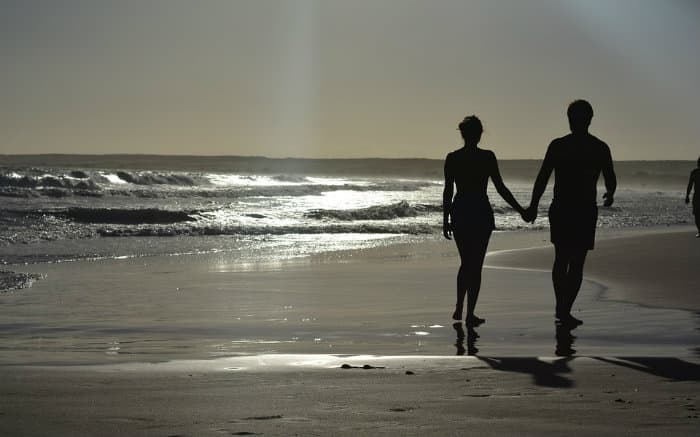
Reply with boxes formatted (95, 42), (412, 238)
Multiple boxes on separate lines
(592, 357), (700, 382)
(471, 356), (700, 389)
(454, 321), (700, 388)
(478, 356), (575, 388)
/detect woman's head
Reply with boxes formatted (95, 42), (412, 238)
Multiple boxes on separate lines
(458, 115), (483, 144)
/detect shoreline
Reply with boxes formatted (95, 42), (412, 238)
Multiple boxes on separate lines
(0, 224), (696, 365)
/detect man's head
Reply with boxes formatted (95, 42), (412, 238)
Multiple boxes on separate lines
(567, 99), (593, 134)
(458, 115), (483, 144)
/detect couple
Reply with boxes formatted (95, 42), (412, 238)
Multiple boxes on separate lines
(443, 100), (617, 327)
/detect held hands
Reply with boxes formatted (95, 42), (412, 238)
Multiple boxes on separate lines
(521, 205), (537, 223)
(603, 192), (614, 207)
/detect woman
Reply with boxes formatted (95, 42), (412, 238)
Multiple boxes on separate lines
(685, 156), (700, 238)
(443, 116), (526, 326)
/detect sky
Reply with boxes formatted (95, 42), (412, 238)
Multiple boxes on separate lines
(1, 0), (698, 160)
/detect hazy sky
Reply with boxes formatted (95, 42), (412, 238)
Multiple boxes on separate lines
(1, 0), (698, 159)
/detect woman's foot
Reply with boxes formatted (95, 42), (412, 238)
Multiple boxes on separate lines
(452, 308), (463, 321)
(465, 314), (486, 326)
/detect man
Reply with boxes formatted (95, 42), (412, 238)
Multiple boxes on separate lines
(525, 100), (616, 327)
(686, 157), (700, 238)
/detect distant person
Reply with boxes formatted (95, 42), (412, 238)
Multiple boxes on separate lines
(686, 157), (700, 237)
(443, 115), (527, 326)
(524, 100), (616, 327)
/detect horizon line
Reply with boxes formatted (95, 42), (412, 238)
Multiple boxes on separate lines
(0, 153), (694, 163)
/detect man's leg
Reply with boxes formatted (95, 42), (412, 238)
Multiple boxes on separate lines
(564, 248), (588, 316)
(552, 244), (569, 319)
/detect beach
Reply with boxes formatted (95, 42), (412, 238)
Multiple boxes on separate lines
(1, 226), (698, 435)
(3, 0), (699, 433)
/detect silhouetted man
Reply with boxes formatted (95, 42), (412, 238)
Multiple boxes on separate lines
(685, 157), (700, 237)
(525, 100), (616, 327)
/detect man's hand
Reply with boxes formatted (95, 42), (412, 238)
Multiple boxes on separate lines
(443, 221), (453, 240)
(603, 192), (614, 207)
(522, 205), (537, 223)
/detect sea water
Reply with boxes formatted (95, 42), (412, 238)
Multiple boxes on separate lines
(0, 156), (694, 267)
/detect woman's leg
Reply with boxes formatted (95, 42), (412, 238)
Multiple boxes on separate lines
(453, 230), (491, 323)
(465, 232), (491, 322)
(452, 231), (469, 320)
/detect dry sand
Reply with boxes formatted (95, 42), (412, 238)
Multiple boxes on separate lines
(1, 226), (699, 436)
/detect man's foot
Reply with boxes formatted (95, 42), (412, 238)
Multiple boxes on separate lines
(452, 309), (463, 321)
(556, 314), (583, 327)
(465, 315), (486, 327)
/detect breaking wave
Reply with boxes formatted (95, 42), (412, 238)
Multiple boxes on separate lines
(271, 174), (310, 183)
(96, 223), (436, 237)
(305, 201), (442, 221)
(113, 171), (197, 186)
(64, 208), (196, 224)
(0, 172), (100, 190)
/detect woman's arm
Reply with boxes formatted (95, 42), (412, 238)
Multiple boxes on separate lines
(489, 152), (525, 216)
(443, 154), (454, 240)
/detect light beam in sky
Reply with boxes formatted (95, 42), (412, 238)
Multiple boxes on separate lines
(270, 0), (319, 158)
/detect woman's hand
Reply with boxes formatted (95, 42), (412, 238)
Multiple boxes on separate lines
(522, 205), (537, 223)
(686, 196), (691, 205)
(443, 220), (453, 240)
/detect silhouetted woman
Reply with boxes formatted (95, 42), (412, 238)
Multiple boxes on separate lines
(686, 156), (700, 237)
(443, 116), (526, 326)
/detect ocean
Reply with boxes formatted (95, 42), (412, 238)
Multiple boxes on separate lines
(0, 155), (695, 274)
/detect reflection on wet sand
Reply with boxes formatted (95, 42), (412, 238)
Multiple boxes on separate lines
(555, 323), (577, 357)
(453, 322), (479, 356)
(454, 320), (579, 358)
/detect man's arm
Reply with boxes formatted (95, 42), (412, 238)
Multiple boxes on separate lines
(527, 143), (555, 222)
(601, 144), (616, 207)
(686, 170), (695, 204)
(442, 154), (455, 239)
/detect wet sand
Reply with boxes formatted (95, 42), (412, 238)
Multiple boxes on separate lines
(1, 226), (699, 435)
(486, 227), (700, 312)
(1, 356), (698, 436)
